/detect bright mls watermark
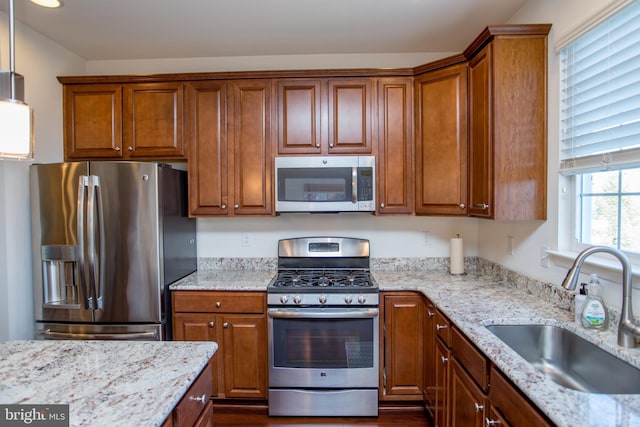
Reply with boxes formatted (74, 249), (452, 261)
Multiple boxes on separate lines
(0, 405), (69, 426)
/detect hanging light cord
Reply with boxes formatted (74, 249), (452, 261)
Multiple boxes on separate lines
(8, 0), (16, 100)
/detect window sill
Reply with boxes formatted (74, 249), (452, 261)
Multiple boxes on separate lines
(547, 249), (640, 287)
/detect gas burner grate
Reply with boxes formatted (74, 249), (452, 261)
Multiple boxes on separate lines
(270, 269), (374, 289)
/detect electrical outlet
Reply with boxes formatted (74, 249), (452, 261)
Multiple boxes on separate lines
(423, 231), (431, 246)
(241, 232), (252, 247)
(540, 245), (550, 268)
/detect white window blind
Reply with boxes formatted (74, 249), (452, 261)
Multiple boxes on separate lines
(560, 0), (640, 175)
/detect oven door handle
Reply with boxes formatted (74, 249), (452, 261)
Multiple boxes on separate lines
(268, 309), (378, 319)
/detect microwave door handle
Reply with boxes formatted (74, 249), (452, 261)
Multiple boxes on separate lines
(352, 167), (358, 204)
(76, 175), (90, 310)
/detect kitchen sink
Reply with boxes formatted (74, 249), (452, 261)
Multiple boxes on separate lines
(485, 324), (640, 394)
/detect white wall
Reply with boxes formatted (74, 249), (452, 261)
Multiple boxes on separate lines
(0, 14), (85, 341)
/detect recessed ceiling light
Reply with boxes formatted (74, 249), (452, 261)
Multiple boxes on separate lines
(30, 0), (62, 8)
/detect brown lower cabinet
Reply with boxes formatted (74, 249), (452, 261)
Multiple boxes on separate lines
(423, 297), (552, 427)
(162, 363), (214, 427)
(172, 291), (268, 400)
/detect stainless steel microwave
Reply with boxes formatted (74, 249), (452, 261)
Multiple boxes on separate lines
(275, 156), (375, 213)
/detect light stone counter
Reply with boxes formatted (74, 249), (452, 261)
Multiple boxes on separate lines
(0, 340), (216, 427)
(169, 268), (640, 426)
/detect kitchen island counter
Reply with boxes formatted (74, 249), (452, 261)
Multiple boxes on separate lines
(0, 340), (216, 427)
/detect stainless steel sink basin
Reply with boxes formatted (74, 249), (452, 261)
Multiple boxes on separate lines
(486, 324), (640, 394)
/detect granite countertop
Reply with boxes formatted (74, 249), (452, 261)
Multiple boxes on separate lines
(172, 268), (640, 427)
(0, 340), (217, 427)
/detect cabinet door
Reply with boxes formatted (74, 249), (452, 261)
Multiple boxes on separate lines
(123, 82), (185, 158)
(450, 359), (486, 427)
(173, 313), (219, 398)
(377, 78), (414, 214)
(383, 294), (424, 397)
(434, 338), (450, 427)
(185, 81), (228, 216)
(276, 79), (322, 154)
(415, 64), (468, 215)
(423, 300), (436, 415)
(468, 44), (493, 218)
(328, 79), (373, 154)
(221, 314), (267, 399)
(228, 80), (273, 215)
(63, 84), (123, 160)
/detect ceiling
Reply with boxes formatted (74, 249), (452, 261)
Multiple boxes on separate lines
(1, 0), (528, 61)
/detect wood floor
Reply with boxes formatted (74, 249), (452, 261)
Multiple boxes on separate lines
(212, 404), (432, 427)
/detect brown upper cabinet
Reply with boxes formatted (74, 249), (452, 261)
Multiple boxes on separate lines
(186, 79), (273, 217)
(62, 82), (185, 160)
(414, 64), (468, 216)
(466, 26), (550, 220)
(276, 78), (374, 155)
(376, 78), (414, 215)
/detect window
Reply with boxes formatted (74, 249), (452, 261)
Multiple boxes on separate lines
(560, 0), (640, 255)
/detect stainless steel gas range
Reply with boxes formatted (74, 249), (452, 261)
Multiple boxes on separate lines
(267, 237), (379, 417)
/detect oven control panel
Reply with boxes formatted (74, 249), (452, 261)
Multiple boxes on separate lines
(268, 292), (379, 306)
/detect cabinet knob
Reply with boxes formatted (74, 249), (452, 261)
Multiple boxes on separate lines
(459, 203), (466, 210)
(329, 143), (334, 148)
(189, 394), (207, 405)
(114, 147), (121, 152)
(316, 143), (320, 148)
(473, 203), (490, 210)
(221, 204), (227, 209)
(234, 204), (239, 209)
(441, 356), (448, 364)
(485, 418), (501, 426)
(127, 146), (133, 151)
(223, 322), (229, 328)
(216, 301), (221, 308)
(380, 203), (385, 209)
(436, 324), (448, 330)
(208, 321), (215, 328)
(474, 403), (484, 412)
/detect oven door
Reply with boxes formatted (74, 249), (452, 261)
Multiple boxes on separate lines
(268, 307), (379, 388)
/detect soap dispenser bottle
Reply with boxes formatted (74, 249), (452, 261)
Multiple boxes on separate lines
(581, 273), (609, 330)
(575, 283), (587, 324)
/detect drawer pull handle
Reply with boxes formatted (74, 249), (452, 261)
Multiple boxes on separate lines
(473, 203), (490, 210)
(427, 310), (435, 318)
(441, 356), (448, 364)
(485, 418), (501, 426)
(189, 394), (207, 405)
(436, 324), (448, 330)
(474, 403), (484, 412)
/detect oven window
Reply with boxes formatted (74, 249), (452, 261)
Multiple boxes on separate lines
(272, 317), (374, 369)
(278, 168), (353, 202)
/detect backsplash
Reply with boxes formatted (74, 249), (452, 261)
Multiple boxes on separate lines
(196, 256), (574, 312)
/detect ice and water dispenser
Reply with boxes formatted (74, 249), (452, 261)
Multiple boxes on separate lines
(41, 245), (80, 307)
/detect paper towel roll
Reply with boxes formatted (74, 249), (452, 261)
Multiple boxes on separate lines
(450, 236), (464, 275)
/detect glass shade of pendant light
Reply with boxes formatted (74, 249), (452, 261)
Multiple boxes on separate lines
(0, 0), (34, 160)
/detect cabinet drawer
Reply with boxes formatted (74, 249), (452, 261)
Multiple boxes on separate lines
(451, 327), (489, 392)
(173, 291), (266, 314)
(434, 310), (451, 346)
(489, 366), (551, 427)
(173, 363), (213, 427)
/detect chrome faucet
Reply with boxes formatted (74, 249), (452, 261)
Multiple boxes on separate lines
(561, 246), (640, 348)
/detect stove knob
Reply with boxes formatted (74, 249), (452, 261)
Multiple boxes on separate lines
(357, 295), (367, 304)
(293, 295), (303, 305)
(344, 295), (353, 304)
(279, 295), (289, 304)
(319, 295), (327, 305)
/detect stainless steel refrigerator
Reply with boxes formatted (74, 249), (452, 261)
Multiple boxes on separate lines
(30, 162), (196, 340)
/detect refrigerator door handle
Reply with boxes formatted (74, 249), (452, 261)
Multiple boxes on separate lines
(86, 175), (104, 310)
(77, 175), (91, 310)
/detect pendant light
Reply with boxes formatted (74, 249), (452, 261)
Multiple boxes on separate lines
(0, 0), (34, 160)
